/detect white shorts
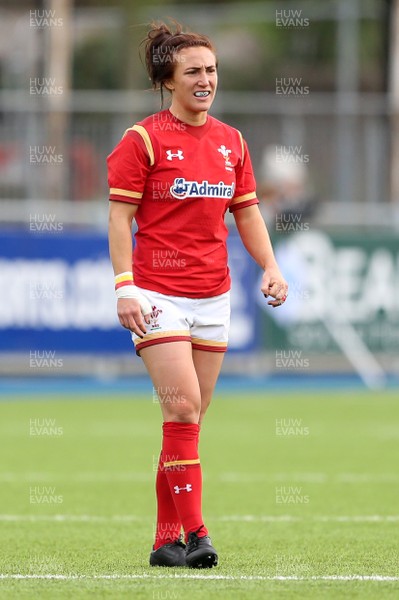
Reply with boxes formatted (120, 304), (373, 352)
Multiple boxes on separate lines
(131, 287), (230, 355)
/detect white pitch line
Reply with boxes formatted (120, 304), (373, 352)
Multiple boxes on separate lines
(2, 472), (399, 484)
(0, 514), (399, 523)
(0, 515), (140, 523)
(0, 574), (398, 582)
(219, 515), (399, 523)
(0, 472), (153, 483)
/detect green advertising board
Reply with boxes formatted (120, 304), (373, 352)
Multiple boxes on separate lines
(259, 229), (399, 353)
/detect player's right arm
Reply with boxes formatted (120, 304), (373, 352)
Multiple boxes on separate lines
(108, 200), (148, 337)
(107, 125), (154, 337)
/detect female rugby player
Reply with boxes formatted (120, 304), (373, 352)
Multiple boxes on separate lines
(107, 21), (288, 569)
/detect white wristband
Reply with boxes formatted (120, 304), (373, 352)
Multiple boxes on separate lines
(116, 284), (152, 316)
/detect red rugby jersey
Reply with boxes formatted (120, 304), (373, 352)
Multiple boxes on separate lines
(107, 109), (259, 297)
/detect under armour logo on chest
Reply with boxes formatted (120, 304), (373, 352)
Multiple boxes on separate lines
(166, 150), (184, 161)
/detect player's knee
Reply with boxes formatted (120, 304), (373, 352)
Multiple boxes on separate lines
(161, 395), (200, 423)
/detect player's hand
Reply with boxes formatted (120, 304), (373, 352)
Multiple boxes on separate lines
(261, 266), (288, 308)
(117, 298), (150, 337)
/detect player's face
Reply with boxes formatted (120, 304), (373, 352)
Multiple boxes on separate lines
(167, 46), (218, 118)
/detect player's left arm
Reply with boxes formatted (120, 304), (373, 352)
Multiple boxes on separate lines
(233, 204), (288, 307)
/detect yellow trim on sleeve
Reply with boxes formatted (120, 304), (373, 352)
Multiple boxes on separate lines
(163, 459), (200, 468)
(237, 130), (245, 166)
(123, 124), (155, 166)
(230, 191), (257, 206)
(110, 188), (142, 199)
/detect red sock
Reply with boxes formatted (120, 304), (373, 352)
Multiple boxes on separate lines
(154, 452), (182, 550)
(162, 421), (208, 542)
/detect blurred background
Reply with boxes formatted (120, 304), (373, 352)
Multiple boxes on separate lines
(0, 0), (398, 390)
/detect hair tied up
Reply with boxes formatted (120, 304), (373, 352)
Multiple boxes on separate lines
(140, 19), (216, 107)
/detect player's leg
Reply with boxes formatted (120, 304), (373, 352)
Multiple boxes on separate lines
(130, 290), (199, 565)
(192, 349), (225, 424)
(176, 293), (229, 566)
(141, 341), (201, 423)
(191, 291), (230, 424)
(141, 342), (217, 567)
(141, 342), (199, 563)
(150, 451), (186, 567)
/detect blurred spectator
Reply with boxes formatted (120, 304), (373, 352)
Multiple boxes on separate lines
(258, 144), (317, 224)
(70, 138), (101, 200)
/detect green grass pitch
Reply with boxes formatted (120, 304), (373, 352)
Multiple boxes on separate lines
(0, 389), (398, 599)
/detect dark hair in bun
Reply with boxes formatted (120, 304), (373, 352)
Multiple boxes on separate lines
(141, 20), (216, 105)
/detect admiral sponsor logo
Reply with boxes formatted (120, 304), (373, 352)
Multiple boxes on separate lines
(170, 178), (235, 200)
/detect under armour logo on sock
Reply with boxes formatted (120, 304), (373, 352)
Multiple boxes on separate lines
(174, 484), (192, 494)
